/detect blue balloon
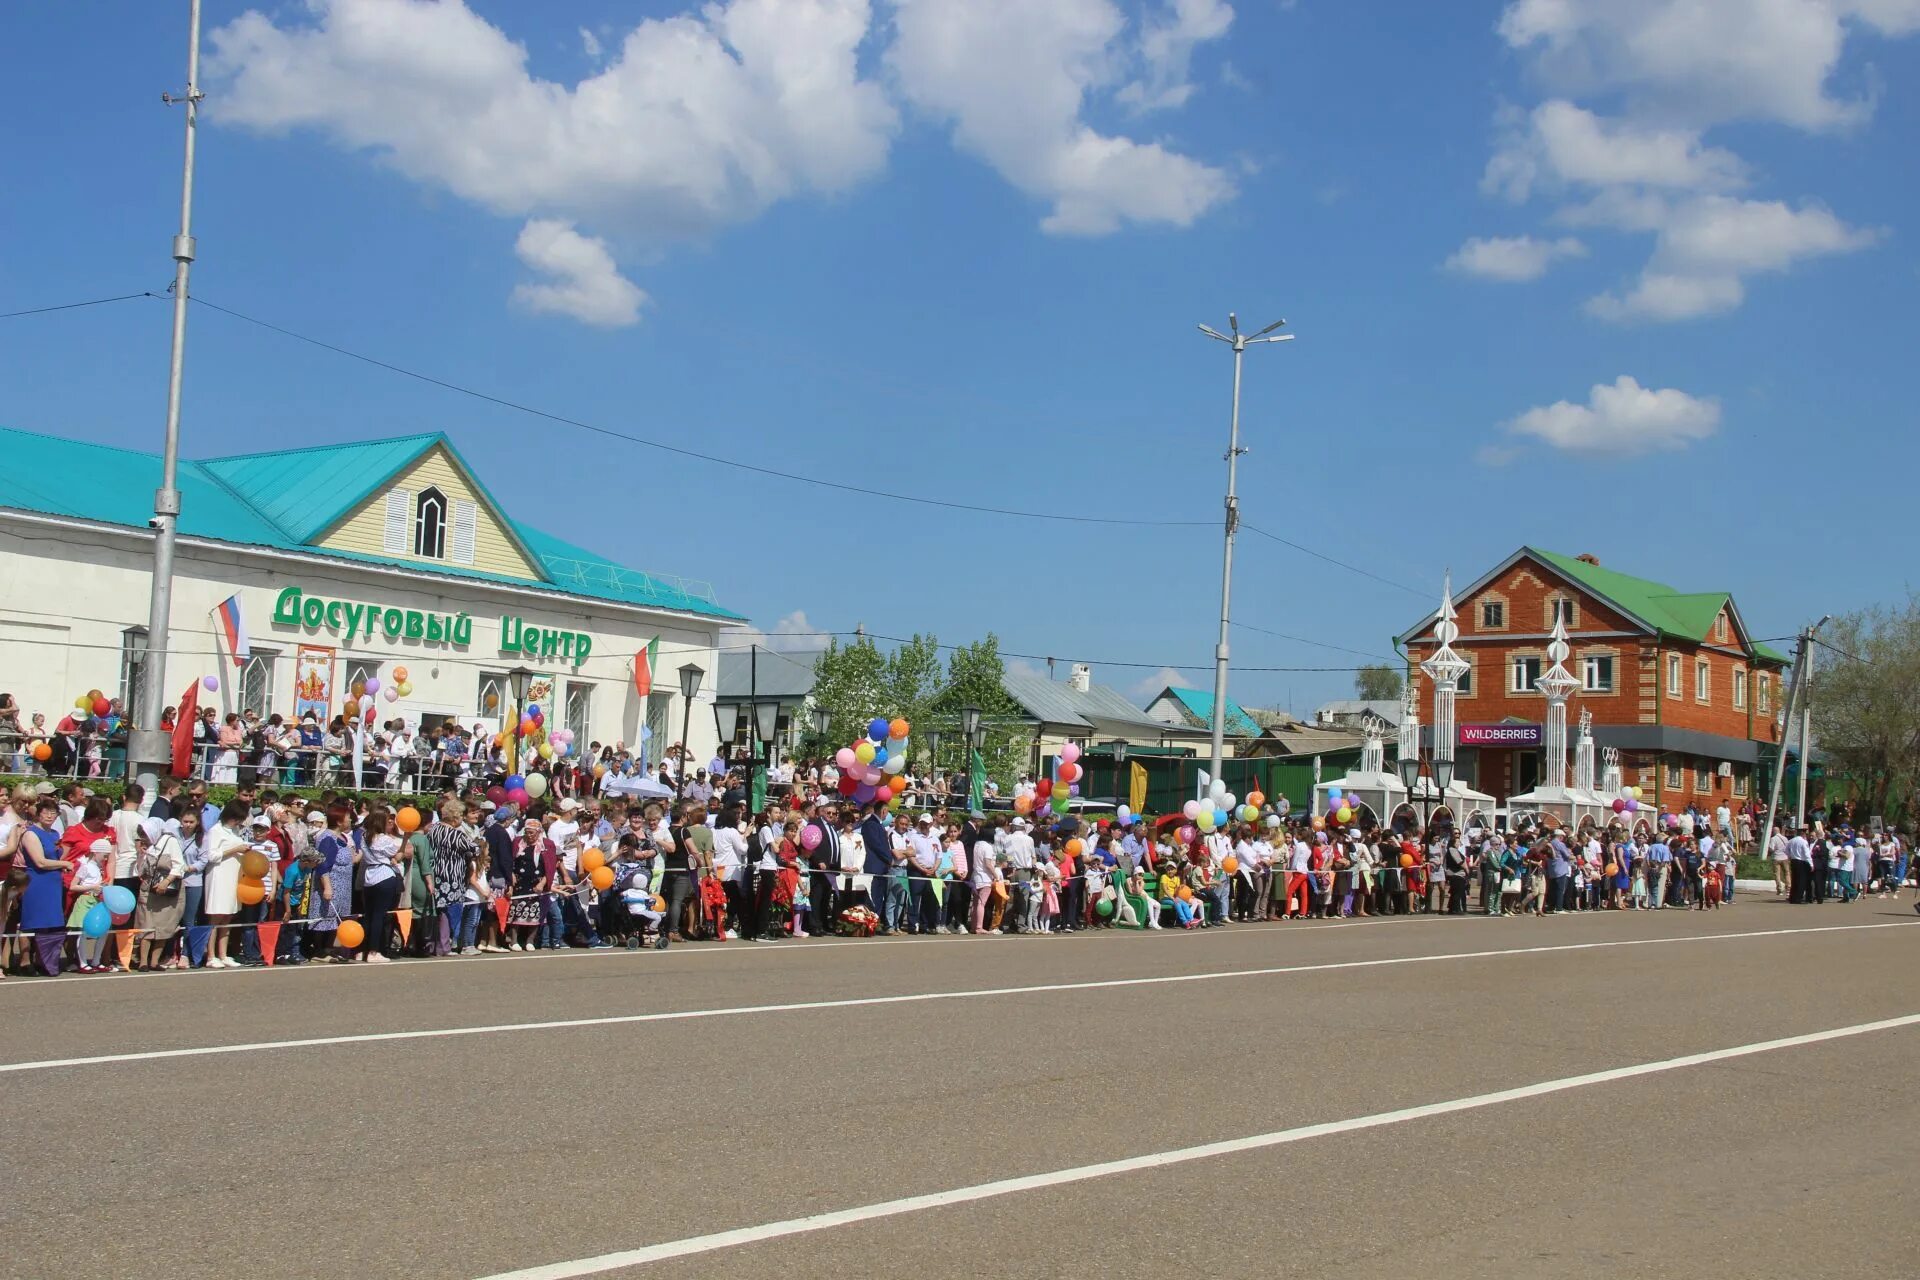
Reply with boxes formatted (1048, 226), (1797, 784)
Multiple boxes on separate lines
(103, 884), (136, 917)
(867, 717), (890, 742)
(82, 901), (111, 939)
(1213, 807), (1230, 828)
(506, 774), (526, 791)
(872, 745), (888, 766)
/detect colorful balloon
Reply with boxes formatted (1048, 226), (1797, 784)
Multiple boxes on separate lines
(337, 920), (365, 949)
(868, 717), (890, 742)
(201, 675), (219, 693)
(889, 718), (911, 741)
(1059, 742), (1081, 764)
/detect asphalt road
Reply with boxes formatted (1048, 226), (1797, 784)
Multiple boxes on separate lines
(4, 895), (1916, 1280)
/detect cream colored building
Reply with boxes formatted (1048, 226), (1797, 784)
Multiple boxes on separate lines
(0, 426), (743, 765)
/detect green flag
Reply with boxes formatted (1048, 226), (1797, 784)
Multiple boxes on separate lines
(968, 748), (986, 813)
(751, 764), (768, 815)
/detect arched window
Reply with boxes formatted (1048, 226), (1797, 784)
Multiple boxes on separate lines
(415, 487), (447, 559)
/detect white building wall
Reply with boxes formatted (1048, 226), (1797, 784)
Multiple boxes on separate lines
(0, 514), (731, 766)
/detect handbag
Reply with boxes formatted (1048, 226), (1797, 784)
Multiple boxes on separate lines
(1501, 876), (1521, 894)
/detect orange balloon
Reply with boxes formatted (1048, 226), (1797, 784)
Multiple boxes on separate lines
(1178, 886), (1194, 901)
(336, 920), (365, 949)
(581, 848), (606, 874)
(240, 850), (269, 879)
(1399, 853), (1416, 869)
(651, 895), (666, 913)
(397, 807), (422, 833)
(393, 666), (410, 682)
(1014, 795), (1034, 815)
(235, 876), (265, 906)
(1222, 856), (1239, 875)
(1065, 838), (1084, 858)
(589, 866), (615, 891)
(1247, 791), (1266, 809)
(30, 742), (51, 762)
(888, 775), (907, 795)
(889, 718), (910, 741)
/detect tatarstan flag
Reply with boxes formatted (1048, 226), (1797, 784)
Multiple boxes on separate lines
(633, 637), (661, 698)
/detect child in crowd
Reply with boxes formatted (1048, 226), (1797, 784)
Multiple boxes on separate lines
(68, 837), (110, 972)
(1630, 851), (1649, 910)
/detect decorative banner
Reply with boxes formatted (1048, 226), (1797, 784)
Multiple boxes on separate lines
(633, 636), (661, 698)
(293, 644), (334, 722)
(392, 909), (413, 946)
(214, 593), (251, 668)
(185, 926), (211, 968)
(113, 930), (135, 968)
(256, 920), (281, 966)
(1460, 723), (1543, 747)
(1129, 762), (1148, 814)
(491, 897), (509, 932)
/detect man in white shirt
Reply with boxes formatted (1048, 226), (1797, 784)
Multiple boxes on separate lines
(906, 813), (944, 934)
(1768, 825), (1790, 897)
(1785, 826), (1813, 903)
(1001, 818), (1036, 933)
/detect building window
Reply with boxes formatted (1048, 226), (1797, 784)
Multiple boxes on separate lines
(1665, 761), (1683, 789)
(1511, 655), (1541, 693)
(1479, 600), (1505, 630)
(1697, 764), (1717, 793)
(1732, 769), (1749, 797)
(476, 670), (509, 719)
(1733, 668), (1748, 709)
(1758, 674), (1771, 714)
(1549, 597), (1578, 628)
(1715, 614), (1729, 642)
(414, 486), (447, 560)
(1696, 659), (1710, 702)
(1667, 654), (1681, 696)
(119, 627), (148, 719)
(564, 682), (592, 748)
(1581, 655), (1614, 693)
(1457, 659), (1473, 697)
(239, 651), (276, 720)
(646, 691), (674, 767)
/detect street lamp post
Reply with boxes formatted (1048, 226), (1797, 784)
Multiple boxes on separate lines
(1196, 312), (1293, 787)
(1396, 753), (1428, 831)
(677, 662), (703, 799)
(960, 704), (982, 810)
(1113, 740), (1129, 808)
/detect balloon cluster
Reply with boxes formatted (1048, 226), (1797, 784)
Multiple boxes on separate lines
(1179, 777), (1263, 834)
(340, 666), (414, 724)
(1324, 786), (1355, 827)
(833, 717), (913, 808)
(81, 884), (139, 939)
(487, 770), (550, 809)
(66, 688), (121, 738)
(1609, 784), (1644, 815)
(1017, 742), (1084, 817)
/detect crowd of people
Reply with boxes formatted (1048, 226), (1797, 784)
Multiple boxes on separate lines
(2, 760), (1913, 978)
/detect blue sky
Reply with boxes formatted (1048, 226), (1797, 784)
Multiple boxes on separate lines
(5, 0), (1917, 717)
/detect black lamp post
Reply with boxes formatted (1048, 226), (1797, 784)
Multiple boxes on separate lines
(677, 662), (703, 797)
(960, 704), (983, 806)
(1113, 739), (1129, 807)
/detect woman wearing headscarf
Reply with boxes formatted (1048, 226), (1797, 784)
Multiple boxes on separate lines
(135, 817), (187, 970)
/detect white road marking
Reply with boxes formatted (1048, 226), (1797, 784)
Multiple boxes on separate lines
(0, 919), (1908, 1075)
(478, 1010), (1920, 1278)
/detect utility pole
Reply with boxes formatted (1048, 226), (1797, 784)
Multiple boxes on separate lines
(1759, 614), (1829, 843)
(131, 0), (204, 797)
(1196, 313), (1292, 783)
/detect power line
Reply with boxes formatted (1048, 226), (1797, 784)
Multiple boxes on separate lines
(1239, 522), (1429, 598)
(185, 295), (1212, 529)
(1230, 620), (1398, 662)
(0, 291), (162, 320)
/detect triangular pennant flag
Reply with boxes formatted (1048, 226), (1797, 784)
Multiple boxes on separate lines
(113, 930), (135, 968)
(256, 920), (281, 966)
(186, 926), (212, 968)
(492, 897), (509, 931)
(392, 909), (413, 946)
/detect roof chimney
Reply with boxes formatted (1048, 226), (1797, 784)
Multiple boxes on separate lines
(1068, 663), (1091, 693)
(1575, 553), (1601, 567)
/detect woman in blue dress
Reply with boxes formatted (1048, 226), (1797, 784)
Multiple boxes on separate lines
(18, 796), (75, 974)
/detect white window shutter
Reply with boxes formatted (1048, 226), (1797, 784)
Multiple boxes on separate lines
(384, 489), (411, 554)
(451, 500), (478, 565)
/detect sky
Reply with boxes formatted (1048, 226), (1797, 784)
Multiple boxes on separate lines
(4, 0), (1917, 719)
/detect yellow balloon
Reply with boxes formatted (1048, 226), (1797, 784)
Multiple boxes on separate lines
(538, 743), (554, 759)
(854, 742), (876, 765)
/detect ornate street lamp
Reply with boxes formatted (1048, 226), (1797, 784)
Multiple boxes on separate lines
(676, 662), (703, 797)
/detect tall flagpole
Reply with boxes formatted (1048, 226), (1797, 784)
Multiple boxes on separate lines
(132, 0), (204, 797)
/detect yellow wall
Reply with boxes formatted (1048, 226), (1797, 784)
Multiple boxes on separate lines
(314, 444), (544, 581)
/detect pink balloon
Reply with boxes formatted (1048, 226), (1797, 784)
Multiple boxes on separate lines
(1060, 742), (1081, 764)
(1182, 800), (1200, 820)
(835, 747), (856, 771)
(801, 825), (822, 851)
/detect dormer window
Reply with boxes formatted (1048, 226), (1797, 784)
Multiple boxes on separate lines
(415, 487), (447, 559)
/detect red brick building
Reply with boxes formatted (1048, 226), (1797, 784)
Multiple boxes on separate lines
(1397, 548), (1789, 811)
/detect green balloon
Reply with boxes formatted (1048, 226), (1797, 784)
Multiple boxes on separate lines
(1095, 897), (1114, 917)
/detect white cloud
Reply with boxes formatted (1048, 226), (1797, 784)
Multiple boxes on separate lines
(208, 0), (896, 314)
(734, 609), (828, 655)
(1129, 665), (1191, 699)
(1119, 0), (1235, 111)
(510, 220), (645, 327)
(886, 0), (1235, 234)
(1484, 100), (1748, 201)
(1007, 658), (1049, 681)
(1506, 375), (1721, 453)
(1497, 0), (1920, 131)
(1583, 194), (1880, 319)
(1444, 234), (1588, 281)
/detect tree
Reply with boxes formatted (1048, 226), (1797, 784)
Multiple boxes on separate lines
(882, 633), (942, 750)
(929, 634), (1028, 788)
(1354, 663), (1404, 702)
(808, 636), (887, 752)
(1809, 595), (1920, 821)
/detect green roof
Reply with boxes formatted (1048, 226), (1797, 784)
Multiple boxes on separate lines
(0, 424), (743, 622)
(1156, 686), (1262, 737)
(1527, 548), (1778, 664)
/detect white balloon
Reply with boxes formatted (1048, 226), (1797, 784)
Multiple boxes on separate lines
(883, 754), (906, 775)
(524, 774), (549, 799)
(1222, 792), (1237, 810)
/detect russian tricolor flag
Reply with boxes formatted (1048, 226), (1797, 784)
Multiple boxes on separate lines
(215, 593), (250, 667)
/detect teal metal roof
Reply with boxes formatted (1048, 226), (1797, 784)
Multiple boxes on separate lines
(200, 433), (440, 541)
(1158, 686), (1261, 737)
(0, 424), (743, 622)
